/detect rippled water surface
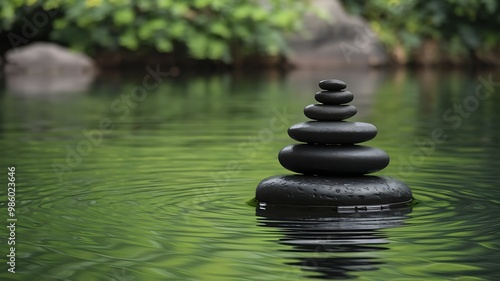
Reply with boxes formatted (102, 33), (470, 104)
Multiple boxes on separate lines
(1, 69), (500, 280)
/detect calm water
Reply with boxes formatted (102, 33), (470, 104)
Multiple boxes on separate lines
(1, 68), (500, 280)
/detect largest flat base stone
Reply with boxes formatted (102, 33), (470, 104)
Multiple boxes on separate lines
(256, 175), (412, 208)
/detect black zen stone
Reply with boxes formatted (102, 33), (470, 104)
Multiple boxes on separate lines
(256, 175), (412, 207)
(319, 79), (347, 91)
(304, 104), (357, 121)
(278, 144), (389, 175)
(315, 90), (354, 105)
(254, 78), (412, 209)
(288, 121), (377, 144)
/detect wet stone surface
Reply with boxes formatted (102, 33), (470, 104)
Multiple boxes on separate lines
(256, 78), (411, 208)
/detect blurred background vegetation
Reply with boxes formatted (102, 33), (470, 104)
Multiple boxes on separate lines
(1, 0), (314, 68)
(1, 0), (500, 67)
(341, 0), (500, 65)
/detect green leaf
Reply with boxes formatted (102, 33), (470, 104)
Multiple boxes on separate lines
(233, 5), (253, 19)
(170, 2), (188, 16)
(155, 38), (173, 52)
(157, 0), (172, 9)
(119, 30), (138, 50)
(137, 1), (154, 11)
(207, 38), (227, 59)
(234, 25), (251, 40)
(187, 32), (208, 59)
(251, 8), (268, 21)
(1, 4), (15, 22)
(43, 0), (61, 10)
(194, 0), (211, 9)
(113, 8), (134, 26)
(139, 19), (167, 40)
(272, 10), (296, 28)
(210, 22), (231, 38)
(53, 19), (67, 30)
(168, 21), (186, 38)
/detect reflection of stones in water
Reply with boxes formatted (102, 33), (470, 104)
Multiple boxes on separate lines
(257, 206), (412, 280)
(6, 73), (95, 95)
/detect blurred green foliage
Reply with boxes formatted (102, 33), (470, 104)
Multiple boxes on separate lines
(341, 0), (500, 62)
(1, 0), (314, 62)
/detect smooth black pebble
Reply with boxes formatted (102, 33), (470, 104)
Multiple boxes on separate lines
(278, 144), (390, 175)
(315, 90), (354, 105)
(304, 104), (357, 121)
(319, 79), (347, 91)
(288, 121), (377, 144)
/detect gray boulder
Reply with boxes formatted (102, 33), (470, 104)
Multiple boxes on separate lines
(287, 0), (388, 68)
(4, 42), (96, 74)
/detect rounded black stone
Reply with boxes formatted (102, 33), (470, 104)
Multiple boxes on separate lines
(319, 79), (347, 91)
(256, 175), (412, 207)
(278, 144), (389, 175)
(315, 90), (354, 105)
(288, 121), (377, 144)
(304, 104), (357, 121)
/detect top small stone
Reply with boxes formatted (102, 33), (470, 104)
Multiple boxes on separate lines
(319, 79), (347, 91)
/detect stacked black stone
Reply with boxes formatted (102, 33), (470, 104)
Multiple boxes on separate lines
(256, 79), (412, 209)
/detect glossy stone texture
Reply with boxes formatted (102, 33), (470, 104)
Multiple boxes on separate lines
(319, 79), (347, 91)
(288, 121), (377, 144)
(256, 175), (412, 207)
(304, 104), (357, 121)
(254, 78), (412, 210)
(279, 144), (389, 175)
(315, 90), (354, 105)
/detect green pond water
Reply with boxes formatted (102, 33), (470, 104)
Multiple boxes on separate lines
(1, 68), (500, 280)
